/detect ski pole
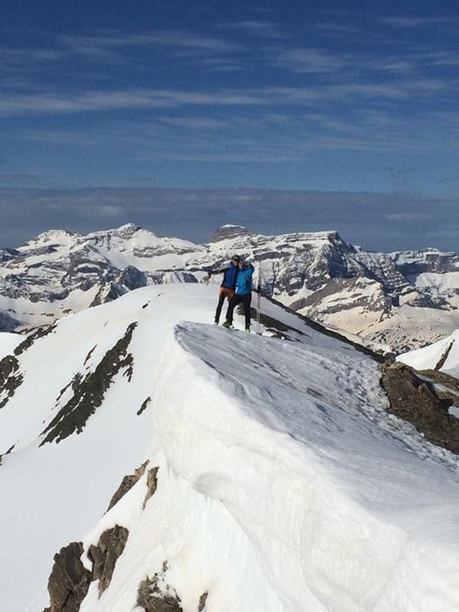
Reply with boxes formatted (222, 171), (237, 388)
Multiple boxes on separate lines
(256, 266), (262, 335)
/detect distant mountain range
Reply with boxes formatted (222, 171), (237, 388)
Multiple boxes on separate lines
(1, 223), (458, 352)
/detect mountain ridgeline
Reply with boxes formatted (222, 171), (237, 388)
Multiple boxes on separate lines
(0, 223), (458, 352)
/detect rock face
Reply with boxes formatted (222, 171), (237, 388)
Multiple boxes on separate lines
(380, 362), (459, 453)
(44, 527), (129, 611)
(88, 526), (129, 595)
(0, 354), (23, 409)
(136, 563), (183, 612)
(40, 322), (136, 445)
(1, 223), (458, 352)
(107, 460), (150, 511)
(44, 542), (92, 612)
(0, 308), (20, 332)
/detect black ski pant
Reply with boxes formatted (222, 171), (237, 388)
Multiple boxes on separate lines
(215, 288), (234, 323)
(226, 293), (252, 329)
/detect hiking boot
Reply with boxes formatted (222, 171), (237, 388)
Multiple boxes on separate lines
(222, 320), (232, 329)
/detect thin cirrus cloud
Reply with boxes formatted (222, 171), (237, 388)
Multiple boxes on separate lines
(273, 47), (345, 74)
(222, 20), (287, 40)
(380, 16), (457, 28)
(0, 89), (272, 116)
(60, 30), (244, 58)
(1, 67), (455, 117)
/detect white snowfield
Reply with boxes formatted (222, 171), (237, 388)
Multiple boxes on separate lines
(0, 285), (458, 612)
(0, 331), (21, 359)
(398, 329), (459, 379)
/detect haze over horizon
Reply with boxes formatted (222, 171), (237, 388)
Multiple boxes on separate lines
(1, 0), (458, 251)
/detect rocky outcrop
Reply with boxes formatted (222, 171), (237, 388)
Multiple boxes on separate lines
(14, 323), (56, 356)
(44, 542), (92, 612)
(0, 308), (20, 332)
(45, 526), (129, 610)
(198, 592), (208, 611)
(40, 322), (136, 445)
(0, 354), (23, 409)
(136, 563), (183, 612)
(118, 265), (148, 290)
(107, 460), (149, 511)
(143, 466), (159, 509)
(88, 526), (129, 595)
(380, 362), (459, 453)
(137, 396), (151, 416)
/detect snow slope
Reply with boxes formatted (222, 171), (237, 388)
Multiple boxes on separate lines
(398, 329), (459, 379)
(76, 322), (459, 612)
(0, 332), (21, 359)
(0, 285), (458, 611)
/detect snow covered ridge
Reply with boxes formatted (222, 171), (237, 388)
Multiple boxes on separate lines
(398, 329), (459, 379)
(1, 223), (458, 353)
(1, 285), (458, 611)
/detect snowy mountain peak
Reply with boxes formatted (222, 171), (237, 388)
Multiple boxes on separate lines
(210, 224), (251, 242)
(88, 223), (145, 239)
(21, 228), (79, 251)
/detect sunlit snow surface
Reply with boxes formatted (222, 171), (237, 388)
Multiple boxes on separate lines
(0, 285), (458, 611)
(0, 332), (21, 359)
(398, 329), (459, 379)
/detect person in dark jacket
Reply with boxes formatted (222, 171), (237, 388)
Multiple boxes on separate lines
(222, 260), (255, 331)
(206, 255), (240, 324)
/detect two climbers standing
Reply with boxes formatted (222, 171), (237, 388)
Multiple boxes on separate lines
(206, 255), (241, 325)
(206, 256), (255, 332)
(223, 261), (254, 332)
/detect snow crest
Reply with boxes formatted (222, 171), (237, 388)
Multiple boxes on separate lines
(79, 321), (459, 612)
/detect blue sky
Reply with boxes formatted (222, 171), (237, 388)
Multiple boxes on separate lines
(1, 1), (458, 249)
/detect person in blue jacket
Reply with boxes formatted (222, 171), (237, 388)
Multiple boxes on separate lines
(223, 260), (255, 331)
(206, 255), (240, 324)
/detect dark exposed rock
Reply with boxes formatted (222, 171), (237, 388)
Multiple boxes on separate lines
(434, 340), (455, 371)
(87, 525), (129, 595)
(0, 247), (19, 262)
(418, 369), (459, 412)
(198, 591), (208, 611)
(210, 224), (250, 242)
(83, 345), (97, 366)
(137, 396), (151, 416)
(118, 265), (148, 290)
(0, 354), (23, 409)
(40, 322), (136, 445)
(143, 466), (159, 509)
(14, 323), (56, 356)
(44, 542), (92, 612)
(0, 443), (15, 465)
(107, 460), (149, 511)
(253, 307), (307, 341)
(0, 308), (20, 332)
(265, 295), (384, 361)
(136, 563), (183, 612)
(44, 527), (129, 609)
(380, 362), (459, 453)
